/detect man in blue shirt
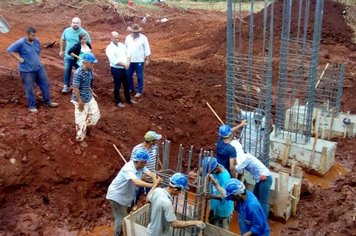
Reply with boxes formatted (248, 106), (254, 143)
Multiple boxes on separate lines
(7, 27), (59, 113)
(225, 178), (270, 236)
(202, 157), (234, 230)
(71, 53), (100, 142)
(60, 17), (91, 94)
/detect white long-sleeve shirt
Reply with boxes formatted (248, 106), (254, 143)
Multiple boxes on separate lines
(105, 41), (128, 69)
(125, 33), (151, 63)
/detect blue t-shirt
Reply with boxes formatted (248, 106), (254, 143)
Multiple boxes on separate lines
(62, 27), (91, 59)
(71, 66), (93, 103)
(7, 37), (42, 72)
(216, 138), (237, 173)
(236, 190), (270, 236)
(210, 166), (234, 218)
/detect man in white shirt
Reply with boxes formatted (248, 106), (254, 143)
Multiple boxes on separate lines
(106, 149), (161, 236)
(106, 31), (135, 108)
(125, 24), (151, 98)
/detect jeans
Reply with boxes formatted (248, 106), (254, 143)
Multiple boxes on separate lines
(109, 200), (130, 236)
(253, 175), (272, 218)
(111, 67), (131, 104)
(63, 57), (79, 87)
(127, 62), (144, 94)
(20, 66), (52, 109)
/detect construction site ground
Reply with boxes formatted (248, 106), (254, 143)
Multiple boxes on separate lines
(0, 0), (355, 235)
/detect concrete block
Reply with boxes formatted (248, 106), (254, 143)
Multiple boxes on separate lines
(270, 130), (337, 175)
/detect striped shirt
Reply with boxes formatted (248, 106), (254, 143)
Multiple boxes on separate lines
(131, 143), (158, 172)
(71, 66), (93, 103)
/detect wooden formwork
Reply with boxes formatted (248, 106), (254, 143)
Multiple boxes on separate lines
(123, 203), (239, 236)
(243, 162), (303, 221)
(270, 130), (337, 176)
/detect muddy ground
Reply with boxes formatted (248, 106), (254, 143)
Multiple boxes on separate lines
(0, 0), (355, 235)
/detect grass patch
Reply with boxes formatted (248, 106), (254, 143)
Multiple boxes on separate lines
(165, 0), (267, 12)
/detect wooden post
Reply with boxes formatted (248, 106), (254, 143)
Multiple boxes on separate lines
(309, 135), (318, 168)
(320, 147), (328, 175)
(281, 139), (291, 166)
(291, 183), (300, 216)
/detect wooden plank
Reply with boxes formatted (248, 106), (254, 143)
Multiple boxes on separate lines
(291, 183), (300, 216)
(281, 139), (291, 166)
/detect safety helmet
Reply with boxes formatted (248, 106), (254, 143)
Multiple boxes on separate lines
(201, 156), (218, 175)
(131, 149), (149, 162)
(218, 124), (232, 138)
(254, 108), (265, 123)
(82, 53), (98, 64)
(225, 178), (245, 196)
(169, 173), (189, 190)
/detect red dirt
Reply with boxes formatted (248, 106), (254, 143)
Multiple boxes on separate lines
(0, 0), (355, 235)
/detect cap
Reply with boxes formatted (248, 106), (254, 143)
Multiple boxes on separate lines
(218, 124), (232, 138)
(169, 173), (189, 190)
(144, 131), (162, 142)
(82, 53), (98, 64)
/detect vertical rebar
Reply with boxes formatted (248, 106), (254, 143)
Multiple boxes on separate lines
(226, 0), (235, 125)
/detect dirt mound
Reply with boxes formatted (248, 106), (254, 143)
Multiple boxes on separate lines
(252, 0), (355, 50)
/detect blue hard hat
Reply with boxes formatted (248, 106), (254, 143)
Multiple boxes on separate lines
(225, 178), (245, 196)
(218, 124), (232, 138)
(132, 149), (149, 162)
(82, 53), (98, 64)
(201, 156), (218, 175)
(169, 173), (189, 190)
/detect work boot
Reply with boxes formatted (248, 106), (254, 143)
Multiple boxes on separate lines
(62, 85), (70, 94)
(46, 101), (59, 108)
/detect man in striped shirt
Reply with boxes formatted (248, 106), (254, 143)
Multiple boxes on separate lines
(130, 131), (163, 202)
(71, 53), (101, 142)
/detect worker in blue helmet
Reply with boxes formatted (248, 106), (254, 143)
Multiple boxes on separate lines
(201, 157), (234, 230)
(106, 149), (161, 236)
(216, 121), (247, 178)
(146, 173), (206, 236)
(211, 178), (270, 236)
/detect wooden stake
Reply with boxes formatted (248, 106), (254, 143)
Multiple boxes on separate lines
(315, 63), (330, 89)
(206, 102), (224, 125)
(112, 144), (128, 163)
(281, 139), (291, 166)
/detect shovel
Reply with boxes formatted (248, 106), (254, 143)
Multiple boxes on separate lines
(0, 16), (10, 34)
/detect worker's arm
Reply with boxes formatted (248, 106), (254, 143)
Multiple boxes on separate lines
(8, 52), (24, 63)
(232, 119), (247, 132)
(208, 174), (226, 197)
(170, 220), (205, 229)
(70, 53), (80, 59)
(131, 178), (155, 188)
(72, 87), (84, 112)
(146, 175), (161, 203)
(59, 38), (65, 58)
(229, 157), (237, 178)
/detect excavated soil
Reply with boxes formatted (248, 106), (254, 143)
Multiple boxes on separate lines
(0, 0), (355, 235)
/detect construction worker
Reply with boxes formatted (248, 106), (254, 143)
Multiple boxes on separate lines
(71, 52), (100, 142)
(201, 157), (234, 230)
(224, 178), (270, 236)
(60, 17), (91, 94)
(216, 123), (247, 178)
(106, 149), (161, 236)
(131, 130), (163, 203)
(7, 26), (59, 113)
(235, 152), (272, 218)
(146, 173), (206, 236)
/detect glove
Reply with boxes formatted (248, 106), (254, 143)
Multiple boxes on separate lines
(196, 222), (206, 229)
(260, 175), (267, 181)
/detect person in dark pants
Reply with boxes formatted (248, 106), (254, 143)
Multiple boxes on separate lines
(106, 31), (136, 108)
(7, 26), (59, 113)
